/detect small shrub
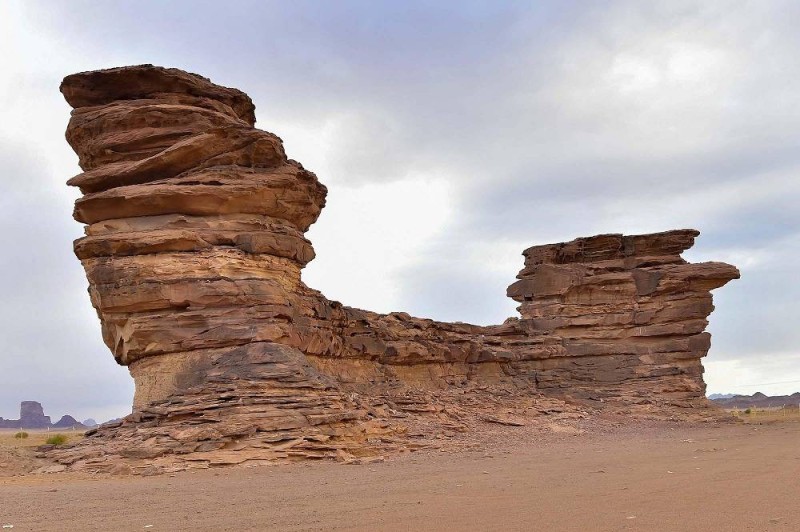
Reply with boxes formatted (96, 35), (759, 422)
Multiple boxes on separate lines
(14, 431), (29, 439)
(744, 408), (752, 414)
(45, 434), (67, 446)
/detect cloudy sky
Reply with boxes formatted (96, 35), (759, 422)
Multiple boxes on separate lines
(1, 0), (797, 421)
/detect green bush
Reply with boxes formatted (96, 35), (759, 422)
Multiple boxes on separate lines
(744, 408), (752, 414)
(14, 431), (28, 439)
(45, 434), (67, 446)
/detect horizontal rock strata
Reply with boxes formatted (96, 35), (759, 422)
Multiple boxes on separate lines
(52, 65), (739, 473)
(507, 230), (740, 402)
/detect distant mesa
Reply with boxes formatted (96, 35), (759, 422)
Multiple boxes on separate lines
(82, 418), (98, 427)
(711, 392), (800, 409)
(0, 401), (86, 430)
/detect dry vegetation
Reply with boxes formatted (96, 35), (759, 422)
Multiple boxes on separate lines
(0, 429), (83, 449)
(0, 430), (84, 476)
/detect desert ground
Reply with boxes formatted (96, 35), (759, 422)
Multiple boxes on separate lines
(1, 414), (798, 531)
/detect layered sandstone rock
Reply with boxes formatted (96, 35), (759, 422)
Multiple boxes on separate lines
(507, 230), (740, 403)
(52, 65), (738, 473)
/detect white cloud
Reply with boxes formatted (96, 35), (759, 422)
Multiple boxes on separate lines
(304, 176), (453, 313)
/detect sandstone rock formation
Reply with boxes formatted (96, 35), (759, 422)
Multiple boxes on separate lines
(507, 230), (740, 403)
(51, 65), (739, 473)
(0, 401), (85, 429)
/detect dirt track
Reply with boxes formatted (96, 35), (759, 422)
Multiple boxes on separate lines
(1, 420), (798, 531)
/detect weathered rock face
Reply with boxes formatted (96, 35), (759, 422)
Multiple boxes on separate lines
(55, 65), (739, 473)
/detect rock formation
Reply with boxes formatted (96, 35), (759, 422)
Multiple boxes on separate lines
(51, 65), (739, 473)
(19, 401), (50, 428)
(0, 401), (85, 429)
(507, 230), (739, 403)
(52, 415), (86, 429)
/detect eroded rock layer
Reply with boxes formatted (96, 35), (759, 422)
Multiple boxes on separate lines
(53, 65), (739, 473)
(507, 230), (740, 402)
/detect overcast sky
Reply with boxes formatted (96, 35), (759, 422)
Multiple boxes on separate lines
(1, 0), (797, 421)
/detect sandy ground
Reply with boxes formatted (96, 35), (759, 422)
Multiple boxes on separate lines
(1, 418), (798, 531)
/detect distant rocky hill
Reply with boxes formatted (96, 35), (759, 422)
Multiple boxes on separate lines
(711, 392), (800, 409)
(52, 415), (83, 428)
(707, 393), (735, 400)
(0, 401), (86, 429)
